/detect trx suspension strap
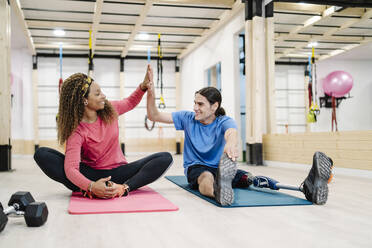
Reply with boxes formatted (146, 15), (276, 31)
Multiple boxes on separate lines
(308, 55), (312, 109)
(312, 47), (320, 113)
(88, 30), (94, 74)
(144, 115), (155, 131)
(157, 33), (165, 109)
(147, 47), (151, 64)
(307, 54), (315, 123)
(56, 44), (63, 122)
(307, 47), (320, 123)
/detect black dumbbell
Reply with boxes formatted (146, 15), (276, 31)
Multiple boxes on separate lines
(0, 191), (49, 232)
(0, 202), (8, 232)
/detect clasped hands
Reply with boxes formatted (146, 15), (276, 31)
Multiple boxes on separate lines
(86, 176), (129, 199)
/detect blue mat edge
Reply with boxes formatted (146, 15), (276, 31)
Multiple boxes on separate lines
(166, 175), (312, 208)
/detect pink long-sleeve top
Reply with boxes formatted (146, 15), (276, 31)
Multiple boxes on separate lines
(64, 86), (146, 190)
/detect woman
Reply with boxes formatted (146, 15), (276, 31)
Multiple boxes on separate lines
(34, 66), (173, 199)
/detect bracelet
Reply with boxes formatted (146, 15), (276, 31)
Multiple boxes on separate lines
(83, 182), (94, 199)
(122, 184), (130, 197)
(88, 182), (94, 192)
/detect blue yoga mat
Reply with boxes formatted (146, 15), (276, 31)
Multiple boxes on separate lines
(166, 176), (312, 208)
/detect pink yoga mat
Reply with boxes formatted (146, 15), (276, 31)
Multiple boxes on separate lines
(68, 186), (179, 215)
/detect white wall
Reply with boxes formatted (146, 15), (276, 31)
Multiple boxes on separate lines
(10, 48), (33, 140)
(180, 10), (244, 124)
(12, 4), (372, 148)
(180, 8), (372, 136)
(36, 57), (176, 140)
(314, 59), (372, 131)
(37, 57), (88, 139)
(10, 4), (33, 141)
(275, 65), (307, 133)
(274, 59), (372, 133)
(121, 59), (176, 139)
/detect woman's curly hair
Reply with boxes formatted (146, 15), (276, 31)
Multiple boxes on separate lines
(57, 73), (117, 145)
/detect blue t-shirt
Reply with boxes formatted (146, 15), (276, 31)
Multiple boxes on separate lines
(172, 111), (237, 176)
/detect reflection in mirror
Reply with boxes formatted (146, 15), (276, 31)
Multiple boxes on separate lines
(205, 62), (221, 91)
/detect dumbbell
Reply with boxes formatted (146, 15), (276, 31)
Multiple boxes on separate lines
(0, 191), (49, 233)
(0, 202), (8, 232)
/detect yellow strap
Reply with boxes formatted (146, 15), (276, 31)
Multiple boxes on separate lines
(314, 102), (319, 110)
(310, 102), (319, 111)
(157, 33), (162, 58)
(312, 46), (315, 59)
(89, 30), (92, 49)
(307, 112), (316, 123)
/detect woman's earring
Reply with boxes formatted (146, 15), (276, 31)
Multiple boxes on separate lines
(84, 100), (88, 106)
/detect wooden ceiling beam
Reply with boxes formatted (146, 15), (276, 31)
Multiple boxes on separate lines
(155, 0), (234, 7)
(275, 5), (339, 59)
(335, 7), (371, 16)
(130, 45), (182, 53)
(26, 22), (138, 34)
(274, 2), (326, 14)
(276, 6), (338, 43)
(323, 9), (372, 37)
(27, 20), (92, 31)
(316, 9), (372, 60)
(121, 0), (153, 57)
(97, 24), (133, 33)
(178, 0), (243, 59)
(275, 33), (367, 42)
(139, 26), (204, 35)
(35, 43), (122, 51)
(35, 43), (182, 54)
(10, 0), (36, 55)
(278, 8), (372, 60)
(113, 0), (233, 7)
(317, 43), (361, 60)
(91, 0), (103, 53)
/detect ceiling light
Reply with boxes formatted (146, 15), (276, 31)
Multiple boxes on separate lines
(307, 41), (318, 48)
(54, 29), (65, 36)
(323, 6), (336, 17)
(137, 33), (150, 40)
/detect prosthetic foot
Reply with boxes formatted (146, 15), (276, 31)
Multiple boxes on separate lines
(253, 176), (279, 190)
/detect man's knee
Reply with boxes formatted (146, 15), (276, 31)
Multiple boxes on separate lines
(197, 171), (214, 196)
(198, 171), (214, 185)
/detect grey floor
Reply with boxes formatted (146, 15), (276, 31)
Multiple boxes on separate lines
(0, 154), (371, 248)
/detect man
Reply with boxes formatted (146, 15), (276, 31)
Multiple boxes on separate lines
(146, 68), (333, 206)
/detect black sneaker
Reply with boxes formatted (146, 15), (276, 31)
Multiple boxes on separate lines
(301, 151), (334, 205)
(214, 154), (237, 206)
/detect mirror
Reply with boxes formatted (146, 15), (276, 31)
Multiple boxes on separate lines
(205, 62), (221, 90)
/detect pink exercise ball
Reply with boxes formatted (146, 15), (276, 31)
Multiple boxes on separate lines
(322, 70), (353, 97)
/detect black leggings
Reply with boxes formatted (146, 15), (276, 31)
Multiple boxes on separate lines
(34, 147), (173, 192)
